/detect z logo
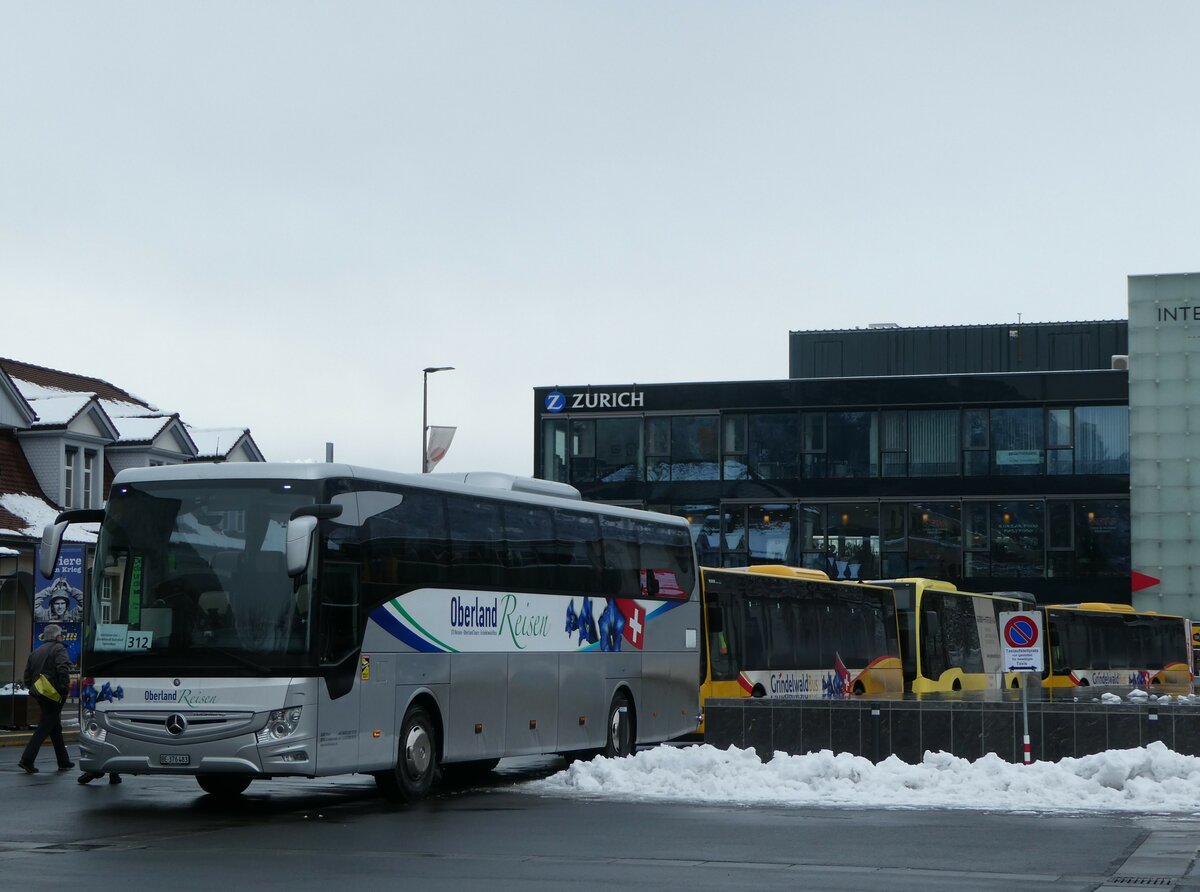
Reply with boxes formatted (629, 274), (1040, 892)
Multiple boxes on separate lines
(545, 391), (566, 413)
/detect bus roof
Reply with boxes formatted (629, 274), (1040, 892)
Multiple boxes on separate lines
(1046, 602), (1187, 620)
(869, 577), (959, 593)
(109, 462), (688, 527)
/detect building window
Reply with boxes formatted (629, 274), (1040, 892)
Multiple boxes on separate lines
(541, 418), (568, 483)
(801, 413), (827, 478)
(595, 417), (642, 483)
(881, 411), (906, 477)
(1074, 406), (1129, 474)
(568, 419), (596, 484)
(1046, 499), (1074, 577)
(63, 447), (77, 508)
(826, 412), (878, 479)
(879, 503), (907, 577)
(798, 504), (827, 571)
(722, 415), (747, 480)
(825, 503), (879, 580)
(1046, 408), (1073, 474)
(990, 408), (1044, 476)
(82, 450), (96, 509)
(101, 573), (114, 624)
(670, 416), (719, 481)
(908, 501), (962, 579)
(646, 417), (670, 481)
(748, 413), (798, 480)
(676, 504), (720, 566)
(963, 501), (989, 576)
(1074, 500), (1130, 575)
(989, 500), (1044, 577)
(909, 410), (960, 476)
(962, 409), (989, 476)
(747, 504), (795, 564)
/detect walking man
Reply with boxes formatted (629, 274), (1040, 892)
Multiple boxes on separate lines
(18, 624), (74, 774)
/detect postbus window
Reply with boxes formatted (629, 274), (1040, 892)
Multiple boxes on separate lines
(554, 509), (603, 594)
(599, 515), (641, 598)
(504, 503), (557, 591)
(447, 495), (504, 588)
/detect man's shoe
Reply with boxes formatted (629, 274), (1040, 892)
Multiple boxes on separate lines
(77, 772), (99, 785)
(58, 761), (75, 771)
(17, 762), (38, 774)
(109, 774), (122, 785)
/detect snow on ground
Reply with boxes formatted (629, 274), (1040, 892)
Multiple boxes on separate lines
(524, 741), (1200, 814)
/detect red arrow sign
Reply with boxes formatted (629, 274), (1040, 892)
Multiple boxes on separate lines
(1132, 571), (1161, 593)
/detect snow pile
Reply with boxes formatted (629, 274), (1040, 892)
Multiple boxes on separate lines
(525, 742), (1200, 814)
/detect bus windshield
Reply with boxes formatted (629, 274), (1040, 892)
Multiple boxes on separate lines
(84, 479), (320, 674)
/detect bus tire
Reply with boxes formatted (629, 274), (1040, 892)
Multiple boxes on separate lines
(379, 703), (438, 803)
(751, 685), (766, 698)
(197, 775), (251, 798)
(604, 691), (636, 758)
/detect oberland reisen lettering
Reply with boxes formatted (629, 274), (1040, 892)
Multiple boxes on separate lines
(570, 391), (644, 409)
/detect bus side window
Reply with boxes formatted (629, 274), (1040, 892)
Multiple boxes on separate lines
(921, 610), (945, 680)
(318, 561), (360, 668)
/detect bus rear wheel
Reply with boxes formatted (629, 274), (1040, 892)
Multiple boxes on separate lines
(604, 691), (635, 758)
(377, 703), (438, 802)
(197, 775), (251, 798)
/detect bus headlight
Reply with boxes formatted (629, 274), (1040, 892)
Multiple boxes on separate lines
(81, 709), (106, 742)
(258, 707), (303, 742)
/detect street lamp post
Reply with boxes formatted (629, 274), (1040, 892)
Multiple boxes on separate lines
(422, 366), (454, 473)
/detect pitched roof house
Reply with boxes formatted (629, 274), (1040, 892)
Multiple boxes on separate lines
(0, 358), (265, 707)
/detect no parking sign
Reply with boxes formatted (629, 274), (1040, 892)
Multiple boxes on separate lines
(999, 611), (1044, 673)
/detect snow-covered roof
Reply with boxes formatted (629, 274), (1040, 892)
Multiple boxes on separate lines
(187, 426), (252, 459)
(0, 493), (96, 543)
(27, 393), (96, 427)
(112, 414), (175, 443)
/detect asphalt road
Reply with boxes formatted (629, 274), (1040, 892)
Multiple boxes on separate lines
(4, 743), (1200, 891)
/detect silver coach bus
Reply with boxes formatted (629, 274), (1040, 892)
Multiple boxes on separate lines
(41, 463), (700, 800)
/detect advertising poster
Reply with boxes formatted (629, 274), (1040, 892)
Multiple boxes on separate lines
(32, 544), (85, 669)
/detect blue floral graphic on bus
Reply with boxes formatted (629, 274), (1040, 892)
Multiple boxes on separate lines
(81, 680), (125, 711)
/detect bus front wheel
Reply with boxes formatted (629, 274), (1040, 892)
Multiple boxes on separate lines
(197, 775), (251, 798)
(604, 692), (636, 759)
(378, 703), (439, 802)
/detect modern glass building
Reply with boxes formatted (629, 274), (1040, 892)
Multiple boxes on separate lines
(533, 321), (1130, 604)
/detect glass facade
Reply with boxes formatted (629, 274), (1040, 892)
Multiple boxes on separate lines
(676, 497), (1127, 584)
(541, 404), (1130, 486)
(535, 372), (1129, 602)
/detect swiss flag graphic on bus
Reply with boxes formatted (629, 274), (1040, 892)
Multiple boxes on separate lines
(617, 600), (647, 650)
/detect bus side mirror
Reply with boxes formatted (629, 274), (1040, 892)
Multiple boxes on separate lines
(286, 516), (319, 577)
(286, 503), (343, 577)
(40, 521), (68, 579)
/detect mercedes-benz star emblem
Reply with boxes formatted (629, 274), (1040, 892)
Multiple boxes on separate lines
(165, 713), (188, 736)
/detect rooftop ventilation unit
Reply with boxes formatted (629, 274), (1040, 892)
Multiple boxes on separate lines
(867, 322), (900, 330)
(1111, 354), (1129, 370)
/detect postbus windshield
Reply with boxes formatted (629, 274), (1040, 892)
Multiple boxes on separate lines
(84, 479), (320, 675)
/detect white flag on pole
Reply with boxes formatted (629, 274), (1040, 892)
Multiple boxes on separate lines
(425, 426), (456, 471)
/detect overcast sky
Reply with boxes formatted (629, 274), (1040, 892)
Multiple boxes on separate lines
(3, 4), (1198, 476)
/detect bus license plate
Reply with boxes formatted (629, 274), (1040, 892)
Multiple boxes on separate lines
(159, 754), (190, 765)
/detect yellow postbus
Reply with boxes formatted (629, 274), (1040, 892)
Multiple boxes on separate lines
(869, 578), (1032, 693)
(1043, 603), (1192, 693)
(698, 566), (902, 732)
